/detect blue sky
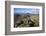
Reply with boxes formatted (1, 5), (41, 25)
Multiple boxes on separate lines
(14, 8), (39, 14)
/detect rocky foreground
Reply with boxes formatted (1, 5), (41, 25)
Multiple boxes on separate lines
(14, 13), (39, 27)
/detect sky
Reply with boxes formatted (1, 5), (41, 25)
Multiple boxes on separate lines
(14, 8), (39, 14)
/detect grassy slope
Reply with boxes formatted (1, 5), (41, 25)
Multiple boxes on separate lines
(31, 15), (39, 27)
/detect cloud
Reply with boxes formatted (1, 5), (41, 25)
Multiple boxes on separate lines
(14, 8), (39, 14)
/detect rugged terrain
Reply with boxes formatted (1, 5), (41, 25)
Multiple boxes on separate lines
(14, 13), (39, 27)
